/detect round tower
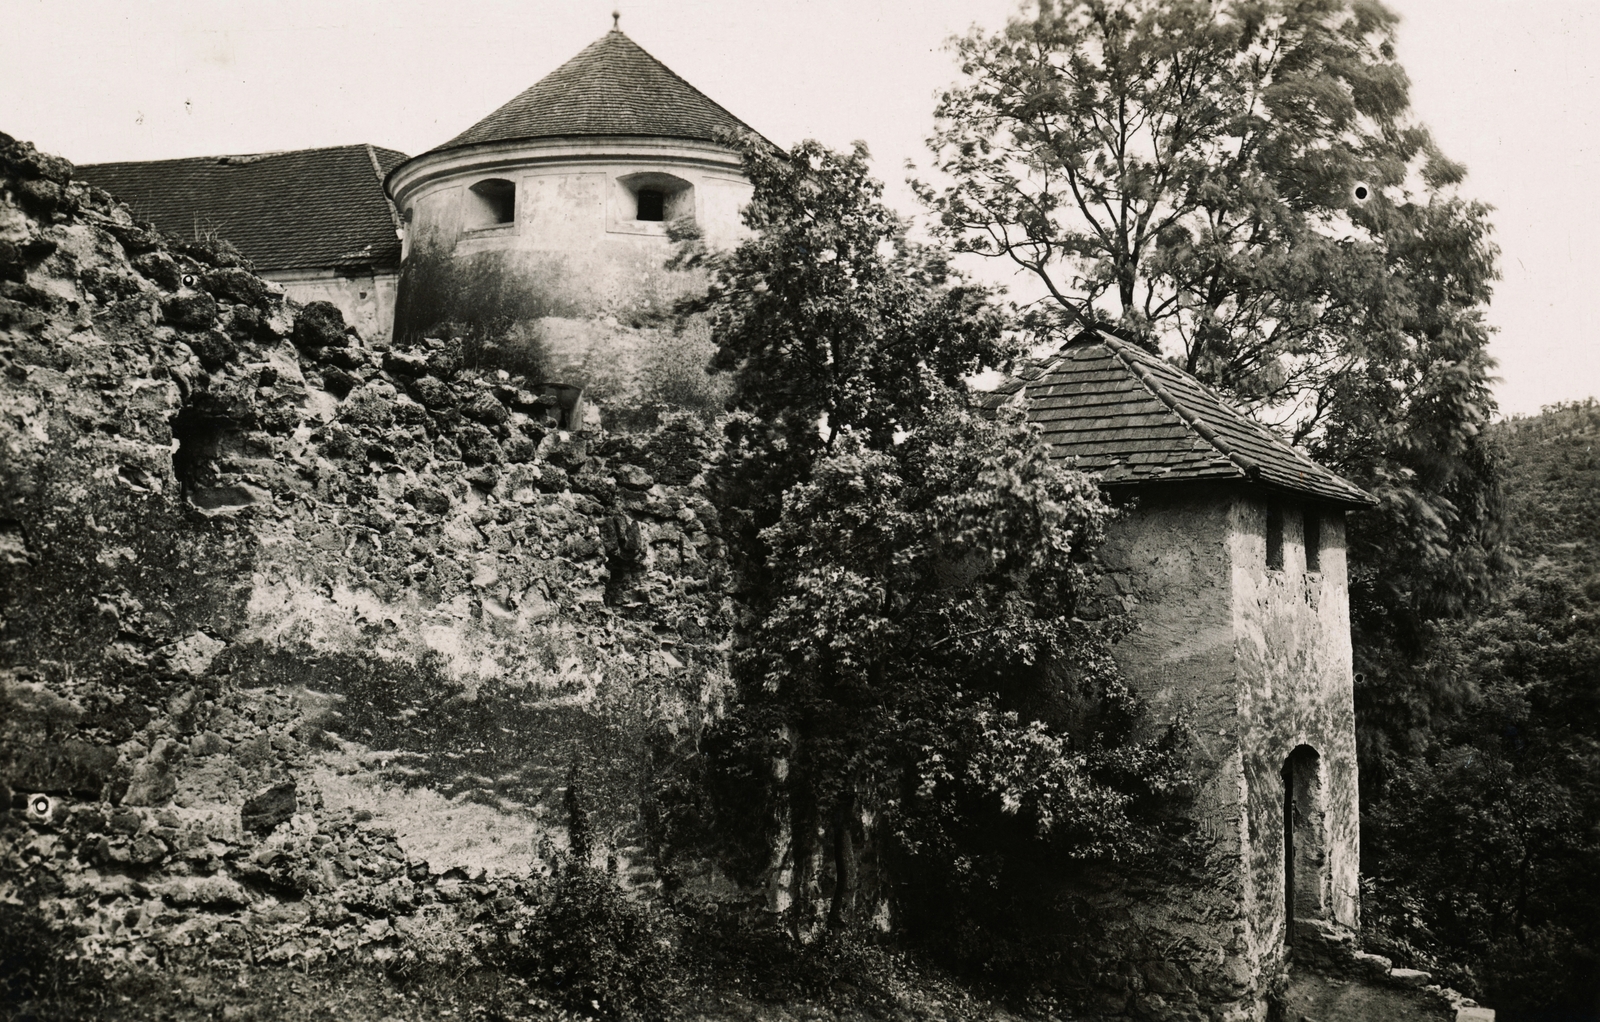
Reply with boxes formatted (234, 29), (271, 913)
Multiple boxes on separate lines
(385, 24), (763, 415)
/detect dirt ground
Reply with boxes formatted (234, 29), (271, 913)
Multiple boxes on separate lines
(1279, 971), (1452, 1022)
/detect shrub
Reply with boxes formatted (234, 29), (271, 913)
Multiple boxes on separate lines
(394, 245), (578, 357)
(0, 887), (107, 1020)
(502, 864), (679, 1022)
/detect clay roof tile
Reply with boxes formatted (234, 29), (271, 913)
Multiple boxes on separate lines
(981, 330), (1376, 507)
(78, 145), (408, 274)
(432, 30), (763, 153)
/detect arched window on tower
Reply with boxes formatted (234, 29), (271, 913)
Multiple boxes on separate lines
(1282, 745), (1329, 944)
(464, 178), (516, 230)
(615, 172), (693, 229)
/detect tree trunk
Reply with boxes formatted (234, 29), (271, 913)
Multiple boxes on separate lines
(787, 783), (821, 940)
(828, 791), (859, 930)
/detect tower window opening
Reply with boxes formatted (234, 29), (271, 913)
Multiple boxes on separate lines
(637, 189), (666, 222)
(1304, 509), (1321, 572)
(466, 178), (516, 229)
(1282, 745), (1328, 944)
(1266, 503), (1285, 571)
(615, 172), (692, 231)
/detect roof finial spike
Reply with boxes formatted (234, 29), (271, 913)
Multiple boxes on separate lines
(611, 9), (620, 30)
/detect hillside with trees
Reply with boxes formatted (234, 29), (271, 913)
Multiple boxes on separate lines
(1363, 401), (1600, 1020)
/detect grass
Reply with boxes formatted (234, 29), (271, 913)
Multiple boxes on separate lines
(0, 910), (1055, 1022)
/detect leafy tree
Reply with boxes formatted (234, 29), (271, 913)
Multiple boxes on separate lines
(1362, 403), (1600, 1018)
(685, 137), (1189, 941)
(689, 136), (1011, 638)
(692, 139), (1009, 526)
(918, 0), (1508, 777)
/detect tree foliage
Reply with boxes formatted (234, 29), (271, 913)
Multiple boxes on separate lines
(687, 137), (1189, 941)
(1363, 403), (1600, 1018)
(918, 0), (1508, 777)
(691, 140), (1010, 507)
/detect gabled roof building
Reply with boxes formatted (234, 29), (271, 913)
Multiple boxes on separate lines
(986, 329), (1372, 1018)
(74, 25), (762, 350)
(78, 145), (408, 343)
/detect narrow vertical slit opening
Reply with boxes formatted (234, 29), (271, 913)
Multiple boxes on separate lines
(1304, 509), (1321, 572)
(1266, 503), (1284, 571)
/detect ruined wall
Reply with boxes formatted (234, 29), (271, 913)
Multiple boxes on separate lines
(0, 132), (737, 970)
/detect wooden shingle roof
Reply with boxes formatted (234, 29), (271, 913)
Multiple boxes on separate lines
(78, 145), (408, 274)
(983, 330), (1375, 508)
(432, 29), (761, 153)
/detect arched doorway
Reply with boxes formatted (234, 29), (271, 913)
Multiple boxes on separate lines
(1281, 745), (1327, 943)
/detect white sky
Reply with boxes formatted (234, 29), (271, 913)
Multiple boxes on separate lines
(1, 0), (1594, 417)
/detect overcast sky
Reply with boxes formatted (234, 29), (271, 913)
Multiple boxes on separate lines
(1, 0), (1595, 417)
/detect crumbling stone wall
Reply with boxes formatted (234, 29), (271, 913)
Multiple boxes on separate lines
(0, 131), (735, 970)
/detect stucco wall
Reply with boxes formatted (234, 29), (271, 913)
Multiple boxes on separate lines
(395, 142), (750, 276)
(1228, 498), (1359, 963)
(267, 269), (398, 346)
(389, 141), (749, 407)
(1091, 487), (1360, 1020)
(1095, 490), (1259, 1018)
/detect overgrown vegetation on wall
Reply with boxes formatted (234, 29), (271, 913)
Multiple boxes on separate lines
(392, 241), (731, 428)
(0, 128), (742, 1019)
(393, 244), (568, 370)
(9, 0), (1579, 1007)
(0, 120), (1203, 1022)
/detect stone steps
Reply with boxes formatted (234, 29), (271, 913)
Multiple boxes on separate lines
(1292, 919), (1494, 1021)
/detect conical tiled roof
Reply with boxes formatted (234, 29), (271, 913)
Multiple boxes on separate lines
(431, 30), (761, 153)
(981, 329), (1375, 507)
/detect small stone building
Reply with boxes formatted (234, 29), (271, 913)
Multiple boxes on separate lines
(991, 329), (1376, 1019)
(77, 145), (407, 343)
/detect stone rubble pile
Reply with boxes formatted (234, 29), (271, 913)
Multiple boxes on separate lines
(1292, 919), (1495, 1022)
(8, 789), (558, 973)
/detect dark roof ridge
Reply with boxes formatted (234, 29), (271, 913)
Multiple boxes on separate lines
(1097, 332), (1263, 482)
(364, 144), (402, 235)
(83, 143), (408, 169)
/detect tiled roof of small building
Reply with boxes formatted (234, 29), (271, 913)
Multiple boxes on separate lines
(981, 330), (1375, 507)
(433, 29), (761, 153)
(78, 145), (408, 273)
